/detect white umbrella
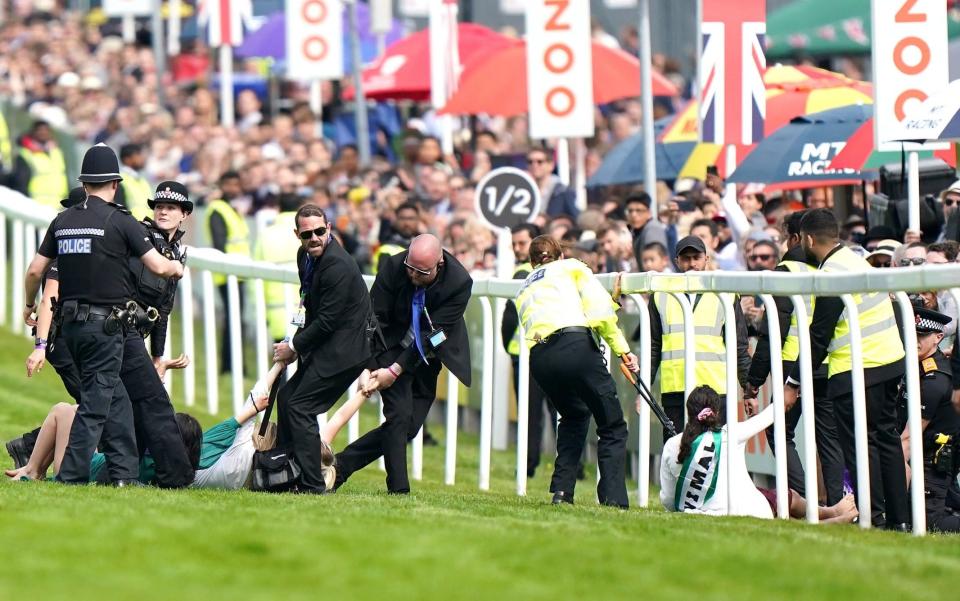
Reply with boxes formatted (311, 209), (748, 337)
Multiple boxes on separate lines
(895, 78), (960, 142)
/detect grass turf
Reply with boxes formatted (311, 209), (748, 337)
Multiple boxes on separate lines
(1, 327), (959, 600)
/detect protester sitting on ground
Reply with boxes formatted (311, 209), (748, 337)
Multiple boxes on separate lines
(659, 385), (858, 522)
(7, 365), (376, 489)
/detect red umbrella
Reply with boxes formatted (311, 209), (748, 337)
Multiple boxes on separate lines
(342, 23), (518, 102)
(829, 118), (957, 170)
(438, 42), (678, 116)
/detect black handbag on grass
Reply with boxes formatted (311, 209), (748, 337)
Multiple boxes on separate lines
(250, 374), (302, 492)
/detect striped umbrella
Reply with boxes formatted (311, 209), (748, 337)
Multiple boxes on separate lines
(659, 65), (873, 179)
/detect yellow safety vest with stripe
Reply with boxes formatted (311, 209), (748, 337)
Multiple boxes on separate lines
(121, 168), (153, 221)
(821, 246), (904, 378)
(654, 292), (728, 395)
(0, 111), (11, 167)
(506, 262), (533, 356)
(253, 212), (300, 341)
(372, 242), (406, 275)
(204, 199), (251, 286)
(516, 258), (629, 355)
(779, 259), (816, 363)
(19, 146), (68, 211)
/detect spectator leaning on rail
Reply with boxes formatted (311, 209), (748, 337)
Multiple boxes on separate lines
(515, 235), (637, 507)
(746, 210), (846, 505)
(783, 208), (909, 530)
(648, 235), (753, 441)
(897, 306), (960, 533)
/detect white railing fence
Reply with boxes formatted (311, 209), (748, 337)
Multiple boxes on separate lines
(2, 187), (955, 536)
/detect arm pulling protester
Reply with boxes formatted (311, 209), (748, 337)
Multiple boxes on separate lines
(22, 144), (183, 486)
(516, 235), (636, 508)
(271, 205), (373, 495)
(648, 235), (754, 441)
(334, 234), (473, 494)
(783, 208), (908, 530)
(746, 210), (845, 505)
(898, 306), (960, 533)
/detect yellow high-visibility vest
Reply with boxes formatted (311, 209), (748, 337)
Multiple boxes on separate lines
(779, 260), (816, 363)
(507, 262), (533, 356)
(19, 146), (68, 211)
(655, 292), (728, 395)
(820, 246), (904, 378)
(0, 111), (12, 168)
(253, 212), (300, 341)
(204, 199), (251, 286)
(121, 168), (153, 221)
(372, 242), (406, 275)
(515, 258), (629, 355)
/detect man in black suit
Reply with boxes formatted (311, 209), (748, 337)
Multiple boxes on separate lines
(273, 204), (372, 494)
(335, 234), (473, 494)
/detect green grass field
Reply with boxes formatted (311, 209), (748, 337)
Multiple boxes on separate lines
(1, 326), (959, 601)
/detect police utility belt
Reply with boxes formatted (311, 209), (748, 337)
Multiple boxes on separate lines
(56, 299), (159, 338)
(929, 433), (959, 477)
(533, 326), (591, 346)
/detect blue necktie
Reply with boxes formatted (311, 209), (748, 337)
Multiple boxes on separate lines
(412, 288), (428, 363)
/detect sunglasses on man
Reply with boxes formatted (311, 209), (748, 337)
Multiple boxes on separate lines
(749, 253), (774, 262)
(899, 257), (925, 267)
(298, 226), (328, 240)
(404, 259), (440, 276)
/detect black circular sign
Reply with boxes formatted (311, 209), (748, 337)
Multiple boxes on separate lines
(474, 167), (543, 231)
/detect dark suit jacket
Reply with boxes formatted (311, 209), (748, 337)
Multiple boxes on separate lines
(372, 249), (473, 386)
(292, 238), (372, 377)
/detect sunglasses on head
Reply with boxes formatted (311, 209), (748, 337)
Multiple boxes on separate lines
(404, 260), (438, 276)
(298, 226), (328, 240)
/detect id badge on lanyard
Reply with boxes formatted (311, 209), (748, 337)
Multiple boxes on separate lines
(291, 293), (306, 327)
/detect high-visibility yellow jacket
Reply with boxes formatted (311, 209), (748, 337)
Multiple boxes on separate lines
(820, 246), (904, 378)
(779, 259), (816, 363)
(506, 262), (533, 356)
(204, 199), (251, 286)
(654, 292), (728, 395)
(19, 146), (68, 210)
(372, 242), (407, 275)
(120, 167), (152, 221)
(515, 258), (629, 355)
(0, 111), (12, 168)
(253, 211), (300, 341)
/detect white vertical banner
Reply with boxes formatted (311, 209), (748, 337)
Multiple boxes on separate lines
(525, 0), (595, 139)
(370, 0), (393, 34)
(287, 0), (344, 81)
(871, 0), (949, 149)
(429, 0), (459, 155)
(103, 0), (151, 16)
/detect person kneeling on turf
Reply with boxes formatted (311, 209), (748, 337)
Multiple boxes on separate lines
(659, 385), (858, 522)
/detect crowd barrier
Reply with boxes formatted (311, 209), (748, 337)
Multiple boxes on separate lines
(2, 186), (956, 536)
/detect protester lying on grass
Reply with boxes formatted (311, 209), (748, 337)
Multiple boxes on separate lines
(6, 366), (375, 490)
(659, 385), (858, 523)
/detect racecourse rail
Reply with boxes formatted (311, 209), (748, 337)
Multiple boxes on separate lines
(2, 186), (957, 537)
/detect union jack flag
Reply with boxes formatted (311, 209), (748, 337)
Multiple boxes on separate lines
(698, 0), (766, 146)
(198, 0), (254, 47)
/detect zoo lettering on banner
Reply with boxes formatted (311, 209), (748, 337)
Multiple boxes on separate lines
(524, 0), (595, 139)
(870, 0), (948, 149)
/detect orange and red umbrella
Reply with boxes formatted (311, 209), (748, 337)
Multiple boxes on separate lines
(343, 23), (518, 102)
(438, 42), (678, 116)
(829, 118), (957, 170)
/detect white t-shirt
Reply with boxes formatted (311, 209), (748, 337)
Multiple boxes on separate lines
(659, 406), (775, 519)
(191, 403), (257, 490)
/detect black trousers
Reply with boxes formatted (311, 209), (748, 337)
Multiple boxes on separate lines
(57, 319), (138, 483)
(511, 355), (557, 477)
(277, 357), (365, 493)
(217, 284), (245, 373)
(120, 331), (195, 488)
(834, 376), (910, 527)
(764, 373), (845, 505)
(530, 332), (629, 507)
(21, 342), (81, 452)
(335, 354), (442, 493)
(923, 464), (960, 533)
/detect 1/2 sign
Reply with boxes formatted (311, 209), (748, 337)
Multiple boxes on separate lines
(474, 167), (543, 231)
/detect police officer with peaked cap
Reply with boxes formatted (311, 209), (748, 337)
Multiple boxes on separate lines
(114, 180), (196, 487)
(22, 144), (184, 485)
(899, 306), (960, 533)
